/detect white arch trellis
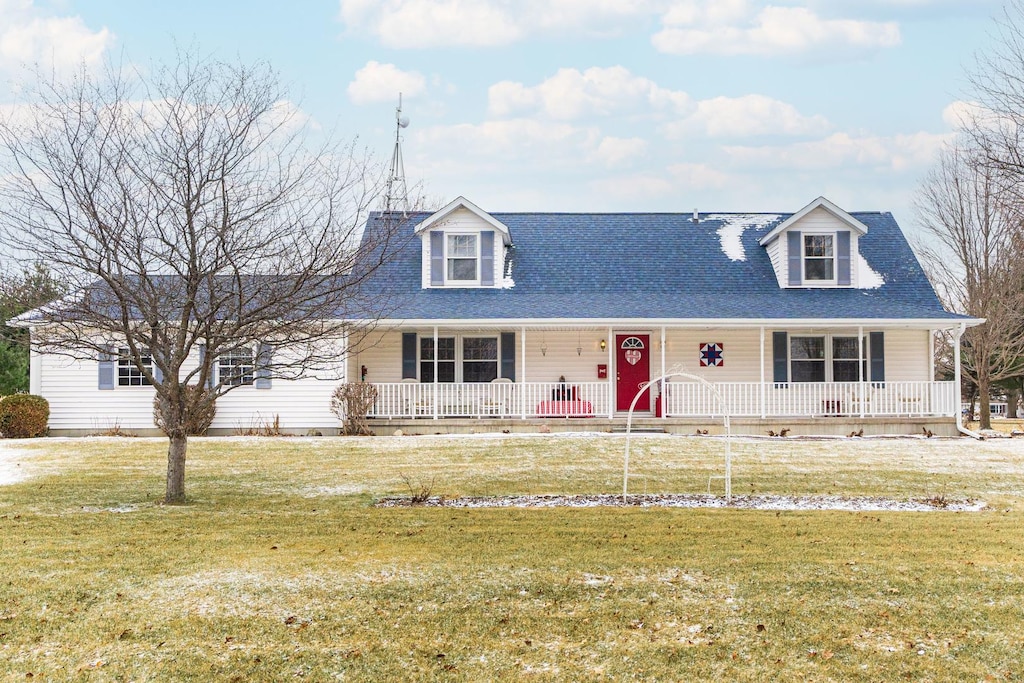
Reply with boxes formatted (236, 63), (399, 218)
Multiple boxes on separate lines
(622, 365), (733, 503)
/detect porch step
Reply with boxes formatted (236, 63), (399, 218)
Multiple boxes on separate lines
(610, 426), (667, 434)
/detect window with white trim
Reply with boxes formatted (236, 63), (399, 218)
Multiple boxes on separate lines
(790, 335), (869, 383)
(832, 336), (867, 383)
(447, 234), (478, 282)
(790, 336), (825, 382)
(462, 337), (498, 383)
(218, 347), (255, 386)
(803, 234), (835, 282)
(420, 337), (456, 383)
(118, 347), (153, 386)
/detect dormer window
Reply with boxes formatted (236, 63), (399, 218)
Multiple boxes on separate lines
(803, 234), (835, 282)
(416, 196), (513, 289)
(447, 234), (478, 281)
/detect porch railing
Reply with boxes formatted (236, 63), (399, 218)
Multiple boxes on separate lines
(366, 380), (956, 419)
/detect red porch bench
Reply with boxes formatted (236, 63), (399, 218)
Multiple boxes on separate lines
(536, 400), (594, 417)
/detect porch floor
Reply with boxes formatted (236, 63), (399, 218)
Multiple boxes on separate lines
(367, 415), (959, 437)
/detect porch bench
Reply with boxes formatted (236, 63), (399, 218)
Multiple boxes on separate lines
(536, 400), (594, 417)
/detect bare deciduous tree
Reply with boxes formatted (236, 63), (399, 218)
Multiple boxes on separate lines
(916, 141), (1024, 429)
(0, 53), (405, 502)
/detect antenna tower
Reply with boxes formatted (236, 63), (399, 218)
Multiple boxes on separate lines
(384, 93), (410, 214)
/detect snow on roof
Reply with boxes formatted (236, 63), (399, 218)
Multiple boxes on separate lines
(857, 254), (885, 289)
(710, 214), (782, 262)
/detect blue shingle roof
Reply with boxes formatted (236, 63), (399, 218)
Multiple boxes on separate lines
(361, 210), (968, 322)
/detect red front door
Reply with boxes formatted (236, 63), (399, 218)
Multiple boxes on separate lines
(616, 334), (651, 412)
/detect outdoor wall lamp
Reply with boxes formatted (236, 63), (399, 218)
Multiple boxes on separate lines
(599, 339), (607, 351)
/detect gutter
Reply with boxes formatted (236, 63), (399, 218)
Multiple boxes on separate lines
(953, 322), (984, 440)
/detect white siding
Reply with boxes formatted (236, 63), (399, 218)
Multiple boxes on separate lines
(765, 236), (783, 288)
(38, 340), (346, 433)
(883, 329), (930, 381)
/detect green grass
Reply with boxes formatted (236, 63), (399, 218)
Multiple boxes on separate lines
(1, 434), (1023, 681)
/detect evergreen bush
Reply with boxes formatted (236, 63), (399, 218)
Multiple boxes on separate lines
(0, 393), (49, 438)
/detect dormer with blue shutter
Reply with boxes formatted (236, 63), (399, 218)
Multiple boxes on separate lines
(758, 196), (871, 289)
(415, 196), (513, 289)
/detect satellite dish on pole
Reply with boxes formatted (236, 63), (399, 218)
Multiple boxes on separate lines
(398, 115), (410, 129)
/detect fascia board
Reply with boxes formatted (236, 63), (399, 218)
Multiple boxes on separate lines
(413, 195), (512, 243)
(759, 196), (870, 246)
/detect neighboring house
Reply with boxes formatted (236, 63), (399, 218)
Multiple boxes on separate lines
(15, 195), (981, 435)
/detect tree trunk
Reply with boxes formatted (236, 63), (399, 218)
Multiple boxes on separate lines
(1007, 387), (1020, 420)
(165, 432), (188, 504)
(978, 370), (992, 431)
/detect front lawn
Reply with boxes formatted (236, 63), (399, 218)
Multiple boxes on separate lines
(1, 434), (1022, 681)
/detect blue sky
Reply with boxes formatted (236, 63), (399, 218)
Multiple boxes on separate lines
(0, 0), (1004, 233)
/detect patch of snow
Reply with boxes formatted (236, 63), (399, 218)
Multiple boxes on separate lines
(708, 214), (781, 262)
(0, 446), (34, 486)
(856, 254), (885, 289)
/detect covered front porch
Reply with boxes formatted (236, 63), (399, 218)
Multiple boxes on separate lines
(351, 323), (963, 426)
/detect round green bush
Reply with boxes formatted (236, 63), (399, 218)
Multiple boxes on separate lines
(0, 393), (49, 438)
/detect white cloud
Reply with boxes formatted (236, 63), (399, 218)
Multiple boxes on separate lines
(0, 0), (112, 73)
(489, 66), (692, 120)
(589, 162), (731, 201)
(652, 2), (900, 57)
(665, 94), (830, 138)
(588, 136), (648, 167)
(414, 118), (600, 163)
(338, 0), (657, 48)
(723, 131), (951, 171)
(347, 61), (426, 105)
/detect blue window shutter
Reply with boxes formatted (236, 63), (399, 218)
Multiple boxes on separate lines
(98, 345), (115, 390)
(500, 332), (515, 381)
(255, 343), (272, 389)
(430, 231), (444, 286)
(480, 231), (495, 286)
(787, 231), (802, 286)
(869, 332), (885, 383)
(772, 332), (788, 383)
(402, 333), (417, 379)
(837, 231), (851, 286)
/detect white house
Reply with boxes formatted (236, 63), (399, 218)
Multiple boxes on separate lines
(16, 196), (981, 436)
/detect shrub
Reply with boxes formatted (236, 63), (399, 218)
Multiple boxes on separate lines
(153, 385), (217, 436)
(0, 393), (49, 438)
(330, 382), (377, 436)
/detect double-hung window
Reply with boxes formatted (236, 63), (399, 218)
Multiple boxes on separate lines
(447, 234), (478, 282)
(218, 347), (255, 386)
(118, 347), (153, 386)
(462, 337), (498, 383)
(832, 337), (867, 382)
(420, 337), (456, 383)
(803, 234), (835, 282)
(790, 337), (825, 382)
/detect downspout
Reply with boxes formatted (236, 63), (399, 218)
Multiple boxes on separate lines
(954, 322), (983, 439)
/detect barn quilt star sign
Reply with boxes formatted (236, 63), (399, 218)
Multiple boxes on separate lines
(700, 342), (724, 367)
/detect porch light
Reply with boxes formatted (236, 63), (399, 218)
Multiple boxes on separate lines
(600, 339), (607, 351)
(541, 331), (548, 356)
(576, 331), (582, 356)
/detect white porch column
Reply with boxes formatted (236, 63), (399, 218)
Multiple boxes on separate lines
(928, 329), (935, 381)
(759, 327), (766, 419)
(660, 326), (666, 419)
(607, 326), (614, 418)
(521, 326), (527, 420)
(29, 332), (42, 396)
(954, 323), (965, 427)
(432, 326), (438, 420)
(858, 326), (865, 419)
